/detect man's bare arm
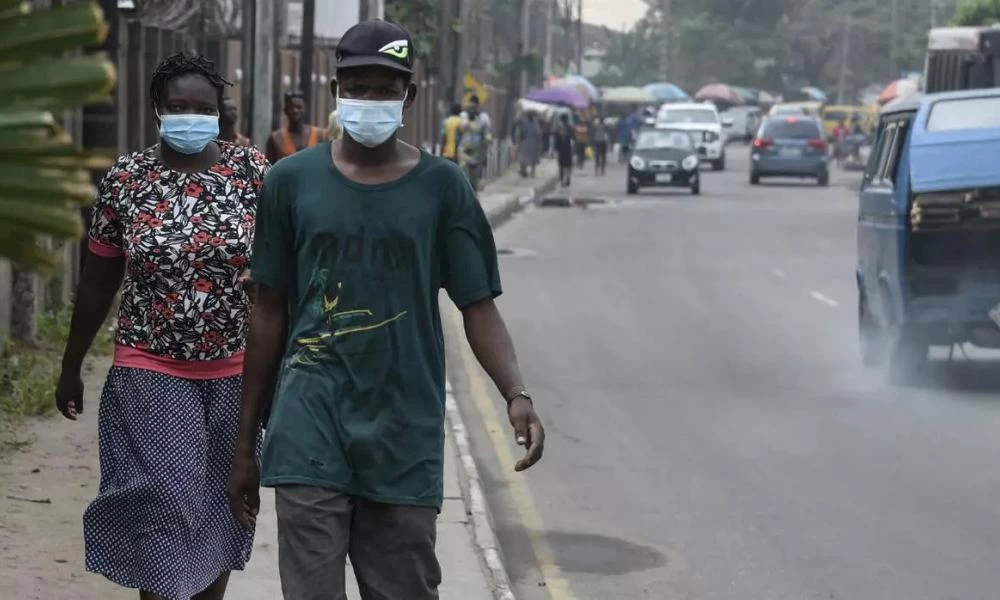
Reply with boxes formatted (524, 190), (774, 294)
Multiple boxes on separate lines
(462, 297), (544, 471)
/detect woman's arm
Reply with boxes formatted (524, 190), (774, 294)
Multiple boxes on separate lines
(56, 253), (125, 419)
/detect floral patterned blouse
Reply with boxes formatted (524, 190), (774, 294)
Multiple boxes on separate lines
(88, 142), (269, 364)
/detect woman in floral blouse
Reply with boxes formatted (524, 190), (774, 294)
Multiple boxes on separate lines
(55, 53), (268, 600)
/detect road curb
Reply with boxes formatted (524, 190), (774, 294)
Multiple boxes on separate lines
(482, 167), (562, 229)
(445, 382), (516, 600)
(443, 169), (560, 600)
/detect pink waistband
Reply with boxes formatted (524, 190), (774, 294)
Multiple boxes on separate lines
(113, 346), (245, 380)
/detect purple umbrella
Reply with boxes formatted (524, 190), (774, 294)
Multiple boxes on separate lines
(526, 86), (589, 110)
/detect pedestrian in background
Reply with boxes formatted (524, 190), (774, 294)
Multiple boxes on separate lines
(514, 110), (542, 178)
(439, 102), (463, 163)
(265, 90), (325, 163)
(220, 96), (251, 147)
(226, 19), (544, 600)
(327, 109), (342, 141)
(459, 98), (492, 190)
(590, 116), (610, 176)
(554, 112), (575, 187)
(573, 114), (589, 169)
(55, 52), (268, 600)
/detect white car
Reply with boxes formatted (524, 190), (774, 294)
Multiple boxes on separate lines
(655, 102), (730, 170)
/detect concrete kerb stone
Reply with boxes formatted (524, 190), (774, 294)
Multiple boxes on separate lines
(445, 385), (516, 600)
(443, 170), (560, 600)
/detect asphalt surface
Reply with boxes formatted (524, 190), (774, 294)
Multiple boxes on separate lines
(445, 146), (1000, 600)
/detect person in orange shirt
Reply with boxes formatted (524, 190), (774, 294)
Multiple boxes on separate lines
(265, 90), (325, 163)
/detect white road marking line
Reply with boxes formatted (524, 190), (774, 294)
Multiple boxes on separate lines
(810, 291), (840, 307)
(772, 268), (786, 278)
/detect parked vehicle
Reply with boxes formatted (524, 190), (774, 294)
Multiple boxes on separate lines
(720, 106), (762, 144)
(856, 88), (1000, 383)
(655, 102), (729, 170)
(769, 101), (822, 118)
(627, 127), (701, 195)
(749, 116), (830, 185)
(924, 25), (1000, 93)
(821, 104), (865, 140)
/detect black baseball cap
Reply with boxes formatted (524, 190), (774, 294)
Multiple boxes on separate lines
(336, 19), (414, 74)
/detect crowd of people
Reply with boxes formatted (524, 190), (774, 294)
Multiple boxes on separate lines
(54, 18), (543, 600)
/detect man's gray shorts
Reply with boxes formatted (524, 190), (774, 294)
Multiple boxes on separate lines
(274, 485), (441, 600)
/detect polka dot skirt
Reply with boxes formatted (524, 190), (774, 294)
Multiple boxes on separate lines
(83, 367), (260, 599)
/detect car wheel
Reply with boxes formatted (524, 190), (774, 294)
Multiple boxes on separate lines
(818, 171), (830, 186)
(627, 180), (639, 195)
(750, 171), (760, 185)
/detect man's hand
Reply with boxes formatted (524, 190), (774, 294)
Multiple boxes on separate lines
(227, 454), (261, 528)
(508, 396), (544, 471)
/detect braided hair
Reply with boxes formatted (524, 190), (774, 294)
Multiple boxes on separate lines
(149, 52), (231, 111)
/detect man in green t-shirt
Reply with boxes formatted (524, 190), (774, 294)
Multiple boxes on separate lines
(227, 19), (545, 600)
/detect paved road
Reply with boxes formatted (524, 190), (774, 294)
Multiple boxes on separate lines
(445, 146), (1000, 600)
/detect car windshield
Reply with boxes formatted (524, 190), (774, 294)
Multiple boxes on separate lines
(926, 96), (1000, 131)
(659, 109), (717, 124)
(635, 130), (694, 150)
(762, 119), (822, 138)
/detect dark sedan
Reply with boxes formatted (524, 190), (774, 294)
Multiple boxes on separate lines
(627, 128), (701, 195)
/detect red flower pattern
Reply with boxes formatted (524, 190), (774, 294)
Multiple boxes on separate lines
(87, 142), (268, 361)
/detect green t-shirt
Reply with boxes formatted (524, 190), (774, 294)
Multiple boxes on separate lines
(251, 143), (501, 508)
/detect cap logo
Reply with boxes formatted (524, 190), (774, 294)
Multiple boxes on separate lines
(378, 39), (410, 60)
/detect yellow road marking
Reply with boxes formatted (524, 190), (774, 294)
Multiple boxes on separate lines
(450, 308), (575, 599)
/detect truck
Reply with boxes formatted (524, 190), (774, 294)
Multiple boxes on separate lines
(923, 25), (1000, 93)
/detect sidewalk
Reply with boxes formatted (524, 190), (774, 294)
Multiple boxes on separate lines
(0, 160), (559, 600)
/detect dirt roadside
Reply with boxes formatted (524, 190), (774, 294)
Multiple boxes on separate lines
(0, 355), (131, 600)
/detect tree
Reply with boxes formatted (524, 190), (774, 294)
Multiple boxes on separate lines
(1, 2), (116, 343)
(952, 0), (1000, 25)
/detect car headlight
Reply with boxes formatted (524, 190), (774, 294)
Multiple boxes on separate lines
(703, 131), (719, 143)
(629, 155), (646, 171)
(682, 155), (699, 171)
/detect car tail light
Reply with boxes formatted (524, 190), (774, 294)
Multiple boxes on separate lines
(753, 137), (773, 149)
(807, 138), (827, 151)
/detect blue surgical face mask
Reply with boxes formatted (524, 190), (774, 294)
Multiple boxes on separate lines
(336, 90), (407, 148)
(157, 112), (220, 154)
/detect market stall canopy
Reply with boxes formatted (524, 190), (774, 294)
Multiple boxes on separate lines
(563, 74), (600, 101)
(732, 86), (761, 105)
(526, 85), (590, 110)
(877, 78), (919, 105)
(601, 86), (656, 105)
(516, 98), (571, 117)
(800, 86), (828, 102)
(694, 83), (744, 105)
(643, 82), (690, 103)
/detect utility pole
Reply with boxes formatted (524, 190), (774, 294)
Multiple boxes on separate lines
(252, 0), (275, 146)
(241, 0), (256, 139)
(543, 0), (554, 76)
(890, 0), (898, 80)
(519, 0), (531, 96)
(575, 0), (582, 74)
(661, 0), (672, 81)
(836, 13), (852, 104)
(299, 0), (316, 115)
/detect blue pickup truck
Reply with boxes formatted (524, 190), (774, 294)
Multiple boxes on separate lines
(856, 88), (1000, 383)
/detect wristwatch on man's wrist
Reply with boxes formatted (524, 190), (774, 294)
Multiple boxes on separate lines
(506, 388), (533, 406)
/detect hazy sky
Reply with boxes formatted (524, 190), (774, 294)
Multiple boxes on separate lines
(583, 0), (648, 31)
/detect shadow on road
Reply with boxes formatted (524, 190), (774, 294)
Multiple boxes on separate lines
(895, 359), (1000, 393)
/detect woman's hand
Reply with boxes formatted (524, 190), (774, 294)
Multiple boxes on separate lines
(55, 371), (84, 420)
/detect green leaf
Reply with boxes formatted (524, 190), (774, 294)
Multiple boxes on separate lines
(0, 2), (108, 60)
(0, 55), (116, 112)
(0, 196), (85, 238)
